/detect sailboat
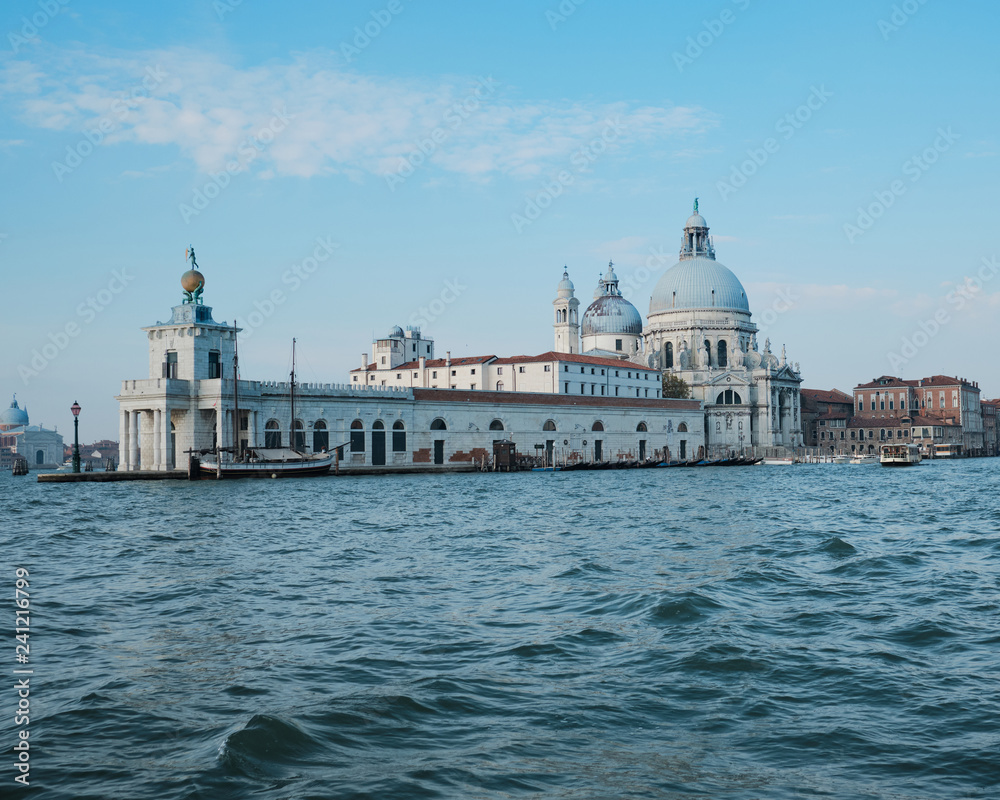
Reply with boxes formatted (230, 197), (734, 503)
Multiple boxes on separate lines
(199, 335), (334, 478)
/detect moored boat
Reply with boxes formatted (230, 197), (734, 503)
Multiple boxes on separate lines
(879, 443), (922, 467)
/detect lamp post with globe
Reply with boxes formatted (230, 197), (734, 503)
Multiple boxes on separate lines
(71, 401), (82, 473)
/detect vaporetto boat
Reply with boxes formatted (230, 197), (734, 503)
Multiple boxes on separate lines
(879, 443), (922, 467)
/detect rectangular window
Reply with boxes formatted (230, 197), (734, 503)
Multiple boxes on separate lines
(497, 367), (503, 375)
(615, 338), (622, 351)
(615, 387), (619, 397)
(871, 398), (876, 410)
(381, 356), (386, 364)
(471, 369), (476, 375)
(451, 370), (456, 376)
(581, 383), (585, 394)
(591, 385), (595, 395)
(393, 429), (406, 451)
(163, 351), (178, 379)
(470, 384), (475, 390)
(563, 365), (569, 372)
(519, 366), (526, 373)
(615, 371), (620, 377)
(601, 369), (605, 376)
(600, 386), (605, 395)
(889, 399), (894, 410)
(426, 346), (431, 354)
(412, 344), (416, 353)
(564, 382), (569, 393)
(432, 371), (437, 378)
(208, 350), (221, 379)
(544, 365), (551, 372)
(413, 372), (418, 377)
(396, 374), (401, 380)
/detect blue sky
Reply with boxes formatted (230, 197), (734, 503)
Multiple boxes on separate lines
(1, 0), (997, 439)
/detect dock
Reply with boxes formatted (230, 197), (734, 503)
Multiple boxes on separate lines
(37, 471), (188, 483)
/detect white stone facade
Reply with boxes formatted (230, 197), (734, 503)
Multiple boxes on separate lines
(117, 299), (704, 471)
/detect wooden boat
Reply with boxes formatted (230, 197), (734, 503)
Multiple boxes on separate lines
(200, 336), (333, 478)
(11, 458), (28, 476)
(879, 443), (922, 467)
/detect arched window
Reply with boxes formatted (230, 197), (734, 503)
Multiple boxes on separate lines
(591, 421), (604, 432)
(664, 341), (673, 369)
(489, 420), (504, 431)
(313, 419), (328, 452)
(496, 381), (504, 391)
(717, 340), (727, 368)
(543, 420), (557, 432)
(35, 449), (44, 465)
(880, 429), (886, 440)
(293, 419), (305, 450)
(373, 420), (385, 430)
(350, 419), (365, 452)
(392, 420), (406, 451)
(431, 418), (448, 431)
(636, 422), (647, 432)
(264, 419), (281, 448)
(704, 340), (712, 367)
(677, 422), (688, 433)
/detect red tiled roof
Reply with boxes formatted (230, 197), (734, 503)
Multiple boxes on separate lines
(493, 351), (657, 371)
(352, 355), (497, 373)
(412, 388), (696, 410)
(801, 388), (853, 403)
(854, 376), (919, 389)
(816, 411), (850, 420)
(918, 375), (980, 389)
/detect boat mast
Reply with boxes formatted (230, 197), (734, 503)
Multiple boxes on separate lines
(232, 320), (240, 460)
(290, 338), (296, 451)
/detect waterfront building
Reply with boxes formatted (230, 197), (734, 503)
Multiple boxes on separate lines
(641, 205), (803, 452)
(800, 388), (853, 452)
(851, 375), (984, 457)
(116, 271), (705, 472)
(982, 399), (998, 456)
(0, 396), (64, 469)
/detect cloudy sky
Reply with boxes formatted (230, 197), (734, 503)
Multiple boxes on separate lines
(1, 0), (997, 439)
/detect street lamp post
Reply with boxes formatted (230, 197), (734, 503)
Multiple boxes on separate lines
(71, 401), (81, 473)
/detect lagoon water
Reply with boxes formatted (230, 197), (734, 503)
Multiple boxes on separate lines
(4, 461), (999, 799)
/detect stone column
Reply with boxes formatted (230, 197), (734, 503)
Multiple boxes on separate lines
(162, 407), (171, 470)
(129, 410), (139, 471)
(120, 409), (129, 470)
(153, 409), (162, 470)
(248, 410), (256, 449)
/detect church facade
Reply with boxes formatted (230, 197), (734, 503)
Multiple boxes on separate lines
(553, 204), (803, 452)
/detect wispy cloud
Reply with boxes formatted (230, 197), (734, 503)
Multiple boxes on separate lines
(1, 46), (716, 182)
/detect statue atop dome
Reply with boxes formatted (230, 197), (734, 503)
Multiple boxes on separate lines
(181, 245), (205, 305)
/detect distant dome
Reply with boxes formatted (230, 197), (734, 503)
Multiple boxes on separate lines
(0, 397), (29, 428)
(388, 325), (404, 338)
(649, 257), (750, 314)
(582, 295), (643, 336)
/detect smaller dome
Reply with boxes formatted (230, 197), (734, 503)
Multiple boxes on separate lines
(685, 213), (707, 229)
(0, 397), (29, 428)
(181, 269), (205, 293)
(388, 325), (404, 339)
(556, 269), (575, 298)
(582, 295), (643, 336)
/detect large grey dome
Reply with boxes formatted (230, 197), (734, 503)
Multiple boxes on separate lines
(649, 257), (749, 314)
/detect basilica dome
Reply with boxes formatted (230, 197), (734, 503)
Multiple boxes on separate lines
(582, 262), (643, 336)
(0, 397), (29, 428)
(649, 257), (749, 314)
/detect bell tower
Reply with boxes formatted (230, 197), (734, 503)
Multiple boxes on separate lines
(553, 268), (580, 354)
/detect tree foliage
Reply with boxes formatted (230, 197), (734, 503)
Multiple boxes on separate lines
(662, 373), (691, 399)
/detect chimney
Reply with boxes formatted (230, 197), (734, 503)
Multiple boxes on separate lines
(362, 353), (368, 370)
(419, 356), (426, 387)
(446, 351), (451, 367)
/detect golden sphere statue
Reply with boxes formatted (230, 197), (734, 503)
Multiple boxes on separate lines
(181, 269), (205, 293)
